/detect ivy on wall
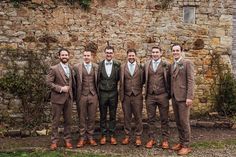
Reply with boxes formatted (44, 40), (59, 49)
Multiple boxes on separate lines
(0, 49), (50, 128)
(9, 0), (92, 10)
(9, 0), (172, 10)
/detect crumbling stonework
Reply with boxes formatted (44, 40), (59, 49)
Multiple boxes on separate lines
(0, 0), (233, 128)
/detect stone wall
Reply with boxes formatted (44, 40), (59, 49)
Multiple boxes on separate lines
(0, 0), (233, 128)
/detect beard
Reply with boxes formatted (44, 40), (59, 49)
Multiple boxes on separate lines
(60, 58), (68, 64)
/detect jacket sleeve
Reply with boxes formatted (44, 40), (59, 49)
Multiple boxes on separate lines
(46, 67), (61, 93)
(186, 61), (195, 100)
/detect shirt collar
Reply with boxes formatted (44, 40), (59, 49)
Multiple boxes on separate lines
(152, 58), (161, 64)
(174, 57), (182, 63)
(105, 60), (113, 64)
(84, 62), (92, 66)
(60, 62), (68, 67)
(128, 61), (136, 66)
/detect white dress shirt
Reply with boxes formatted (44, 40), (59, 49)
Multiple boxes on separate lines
(60, 62), (70, 77)
(84, 62), (92, 74)
(152, 58), (161, 72)
(128, 61), (136, 76)
(105, 60), (113, 77)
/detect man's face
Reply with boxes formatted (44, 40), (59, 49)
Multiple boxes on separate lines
(83, 51), (92, 64)
(151, 48), (162, 61)
(172, 45), (182, 60)
(105, 49), (114, 61)
(127, 51), (136, 63)
(59, 50), (69, 64)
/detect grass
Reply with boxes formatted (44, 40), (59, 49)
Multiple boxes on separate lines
(0, 151), (112, 157)
(191, 139), (236, 149)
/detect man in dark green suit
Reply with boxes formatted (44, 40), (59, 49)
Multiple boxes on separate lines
(98, 46), (120, 145)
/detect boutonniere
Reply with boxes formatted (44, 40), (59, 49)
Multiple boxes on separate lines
(177, 62), (184, 69)
(162, 61), (169, 70)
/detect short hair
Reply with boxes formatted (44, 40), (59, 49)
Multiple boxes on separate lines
(172, 44), (183, 51)
(127, 48), (137, 55)
(58, 48), (69, 55)
(104, 46), (114, 52)
(84, 47), (93, 53)
(152, 46), (162, 52)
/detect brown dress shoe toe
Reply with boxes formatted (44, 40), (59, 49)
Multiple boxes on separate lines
(110, 137), (117, 145)
(89, 139), (98, 146)
(121, 137), (130, 145)
(172, 143), (182, 151)
(77, 140), (86, 148)
(177, 147), (192, 155)
(145, 139), (156, 149)
(161, 140), (169, 149)
(100, 136), (106, 145)
(50, 143), (57, 151)
(135, 137), (142, 146)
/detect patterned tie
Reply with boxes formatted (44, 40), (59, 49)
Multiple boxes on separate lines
(129, 63), (134, 76)
(64, 66), (70, 78)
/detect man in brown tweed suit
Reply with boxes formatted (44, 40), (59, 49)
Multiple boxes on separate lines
(74, 49), (99, 148)
(46, 48), (74, 150)
(144, 46), (171, 149)
(120, 49), (144, 146)
(170, 44), (194, 155)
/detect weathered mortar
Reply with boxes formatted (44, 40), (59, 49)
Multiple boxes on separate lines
(0, 0), (233, 128)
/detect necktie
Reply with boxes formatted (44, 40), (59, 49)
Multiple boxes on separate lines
(174, 61), (178, 70)
(130, 63), (134, 76)
(85, 64), (90, 74)
(106, 62), (112, 65)
(153, 61), (159, 72)
(64, 66), (70, 77)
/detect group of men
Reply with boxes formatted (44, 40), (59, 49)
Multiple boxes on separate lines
(46, 44), (194, 155)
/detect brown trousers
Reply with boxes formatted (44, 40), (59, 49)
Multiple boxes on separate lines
(172, 96), (191, 147)
(122, 93), (143, 137)
(51, 98), (72, 143)
(77, 93), (98, 140)
(146, 93), (169, 140)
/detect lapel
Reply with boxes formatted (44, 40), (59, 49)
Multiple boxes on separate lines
(92, 63), (98, 85)
(133, 62), (138, 76)
(145, 60), (151, 81)
(172, 59), (183, 78)
(58, 63), (67, 83)
(155, 61), (161, 72)
(78, 64), (83, 83)
(125, 63), (130, 76)
(121, 64), (125, 86)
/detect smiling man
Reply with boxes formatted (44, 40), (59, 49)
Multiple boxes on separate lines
(74, 49), (99, 148)
(46, 48), (74, 150)
(97, 45), (120, 145)
(144, 46), (171, 149)
(120, 49), (144, 146)
(170, 44), (195, 155)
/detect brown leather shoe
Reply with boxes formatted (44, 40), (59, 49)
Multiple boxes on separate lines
(177, 147), (192, 155)
(50, 143), (57, 151)
(100, 136), (106, 145)
(110, 137), (117, 145)
(145, 139), (156, 149)
(76, 139), (86, 148)
(89, 139), (98, 146)
(135, 136), (142, 146)
(65, 141), (73, 149)
(171, 143), (182, 151)
(121, 137), (130, 145)
(161, 140), (169, 149)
